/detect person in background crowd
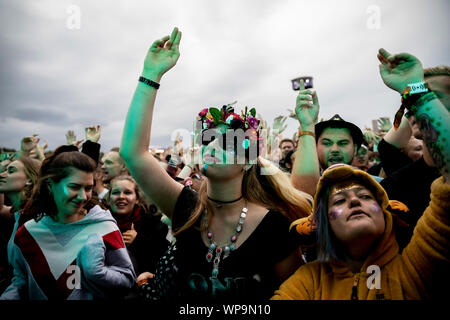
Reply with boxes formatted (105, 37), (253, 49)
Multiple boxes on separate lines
(351, 144), (370, 171)
(97, 149), (128, 201)
(279, 138), (296, 173)
(0, 156), (41, 294)
(107, 175), (169, 278)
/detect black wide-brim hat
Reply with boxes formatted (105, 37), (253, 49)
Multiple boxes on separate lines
(314, 114), (364, 148)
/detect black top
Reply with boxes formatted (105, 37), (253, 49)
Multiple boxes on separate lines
(127, 212), (170, 276)
(81, 140), (101, 165)
(171, 186), (298, 301)
(380, 157), (440, 228)
(378, 138), (412, 176)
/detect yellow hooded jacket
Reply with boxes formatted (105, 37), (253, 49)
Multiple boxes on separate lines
(271, 169), (450, 300)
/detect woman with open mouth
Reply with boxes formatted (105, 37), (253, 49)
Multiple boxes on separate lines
(120, 27), (313, 301)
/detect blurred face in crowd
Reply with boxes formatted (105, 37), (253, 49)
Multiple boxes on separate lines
(409, 74), (450, 139)
(280, 141), (295, 158)
(49, 168), (94, 219)
(101, 151), (125, 183)
(109, 179), (138, 216)
(404, 136), (423, 162)
(317, 128), (356, 169)
(0, 160), (28, 194)
(327, 181), (385, 249)
(285, 151), (297, 171)
(351, 146), (369, 170)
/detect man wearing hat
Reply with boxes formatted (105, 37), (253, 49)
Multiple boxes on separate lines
(290, 79), (370, 198)
(315, 114), (364, 170)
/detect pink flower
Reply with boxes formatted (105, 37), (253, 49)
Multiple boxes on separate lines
(198, 108), (209, 117)
(247, 116), (259, 129)
(205, 118), (213, 128)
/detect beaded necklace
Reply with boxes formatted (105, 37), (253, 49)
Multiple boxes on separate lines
(203, 200), (248, 278)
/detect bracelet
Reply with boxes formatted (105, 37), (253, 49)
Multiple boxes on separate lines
(139, 76), (160, 89)
(393, 83), (432, 130)
(298, 130), (315, 138)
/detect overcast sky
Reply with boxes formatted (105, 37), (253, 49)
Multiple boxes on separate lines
(1, 0), (449, 152)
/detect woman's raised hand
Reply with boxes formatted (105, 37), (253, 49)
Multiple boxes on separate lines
(142, 27), (182, 79)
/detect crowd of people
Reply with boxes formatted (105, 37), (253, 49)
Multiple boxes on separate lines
(0, 27), (448, 301)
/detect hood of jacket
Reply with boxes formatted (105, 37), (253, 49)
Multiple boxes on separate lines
(314, 164), (399, 276)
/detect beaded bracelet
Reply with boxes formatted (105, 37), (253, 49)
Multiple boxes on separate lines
(139, 76), (160, 89)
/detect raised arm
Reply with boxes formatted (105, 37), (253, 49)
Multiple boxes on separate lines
(120, 28), (183, 219)
(378, 48), (450, 182)
(291, 79), (321, 197)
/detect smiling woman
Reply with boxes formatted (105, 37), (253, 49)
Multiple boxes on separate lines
(106, 175), (169, 279)
(0, 147), (136, 300)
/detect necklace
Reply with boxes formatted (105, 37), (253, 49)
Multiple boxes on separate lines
(203, 200), (248, 278)
(207, 195), (243, 208)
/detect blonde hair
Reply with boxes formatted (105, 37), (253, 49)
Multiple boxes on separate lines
(173, 156), (312, 235)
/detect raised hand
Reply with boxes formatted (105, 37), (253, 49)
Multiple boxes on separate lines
(295, 79), (319, 130)
(66, 130), (84, 148)
(85, 125), (101, 143)
(377, 117), (392, 133)
(21, 134), (39, 153)
(30, 139), (48, 161)
(377, 48), (424, 94)
(142, 27), (182, 79)
(272, 115), (287, 134)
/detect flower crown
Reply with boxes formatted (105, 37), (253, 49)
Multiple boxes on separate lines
(196, 102), (260, 132)
(196, 102), (266, 155)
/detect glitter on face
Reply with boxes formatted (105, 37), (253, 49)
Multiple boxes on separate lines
(329, 208), (343, 220)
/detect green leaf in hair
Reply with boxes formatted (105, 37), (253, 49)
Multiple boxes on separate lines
(209, 108), (222, 124)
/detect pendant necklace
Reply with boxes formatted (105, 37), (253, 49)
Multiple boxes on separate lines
(203, 200), (248, 278)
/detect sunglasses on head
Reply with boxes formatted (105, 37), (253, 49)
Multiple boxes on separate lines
(200, 129), (259, 161)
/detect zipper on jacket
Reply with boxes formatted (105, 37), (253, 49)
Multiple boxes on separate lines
(351, 274), (360, 300)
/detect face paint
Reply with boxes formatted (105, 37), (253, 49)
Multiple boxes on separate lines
(329, 208), (343, 220)
(370, 203), (382, 214)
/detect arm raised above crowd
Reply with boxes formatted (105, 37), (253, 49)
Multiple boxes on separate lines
(120, 28), (183, 219)
(291, 79), (321, 197)
(378, 48), (450, 182)
(383, 116), (412, 149)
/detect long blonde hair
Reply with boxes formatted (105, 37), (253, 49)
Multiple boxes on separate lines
(173, 156), (312, 235)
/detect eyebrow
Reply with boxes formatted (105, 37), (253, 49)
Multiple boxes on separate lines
(321, 138), (350, 143)
(331, 187), (366, 197)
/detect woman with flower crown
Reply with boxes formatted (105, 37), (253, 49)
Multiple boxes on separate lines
(120, 28), (312, 301)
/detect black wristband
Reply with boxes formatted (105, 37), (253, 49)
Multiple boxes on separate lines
(139, 76), (160, 89)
